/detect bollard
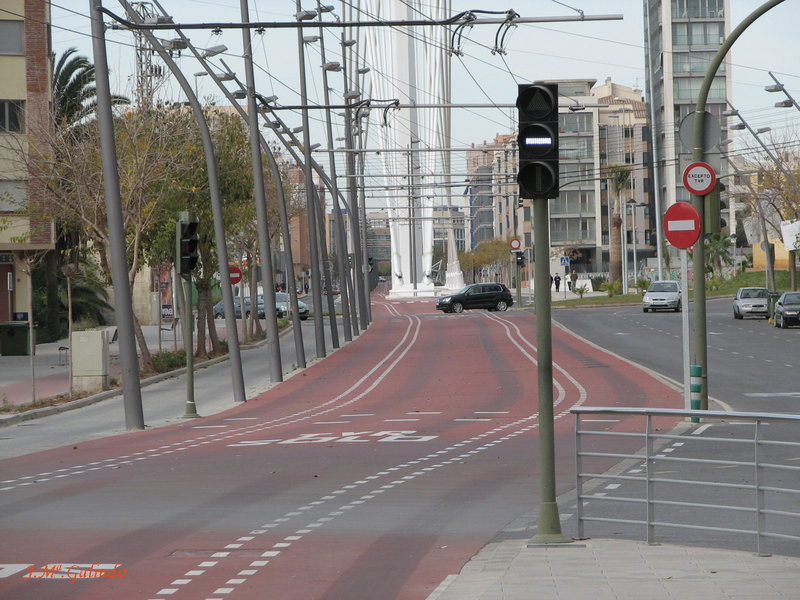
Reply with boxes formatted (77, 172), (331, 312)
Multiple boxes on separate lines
(690, 364), (702, 423)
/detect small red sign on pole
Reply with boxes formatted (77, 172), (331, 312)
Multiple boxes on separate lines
(663, 202), (702, 249)
(229, 265), (243, 285)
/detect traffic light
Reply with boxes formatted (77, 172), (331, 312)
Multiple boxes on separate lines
(515, 251), (525, 267)
(704, 181), (726, 235)
(516, 83), (559, 199)
(176, 210), (199, 276)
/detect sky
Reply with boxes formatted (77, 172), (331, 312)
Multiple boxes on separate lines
(46, 1), (800, 209)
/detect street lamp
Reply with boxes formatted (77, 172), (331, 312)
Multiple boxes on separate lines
(201, 44), (227, 58)
(193, 71), (207, 97)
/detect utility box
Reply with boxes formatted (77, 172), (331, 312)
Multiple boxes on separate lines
(71, 329), (110, 394)
(0, 322), (34, 356)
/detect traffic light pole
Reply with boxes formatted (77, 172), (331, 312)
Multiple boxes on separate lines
(181, 273), (199, 418)
(530, 198), (569, 544)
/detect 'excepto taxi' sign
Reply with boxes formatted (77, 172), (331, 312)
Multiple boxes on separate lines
(682, 161), (716, 196)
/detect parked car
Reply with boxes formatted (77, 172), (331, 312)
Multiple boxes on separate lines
(642, 280), (681, 312)
(773, 291), (800, 328)
(733, 287), (769, 319)
(275, 292), (310, 320)
(213, 296), (266, 319)
(435, 283), (513, 314)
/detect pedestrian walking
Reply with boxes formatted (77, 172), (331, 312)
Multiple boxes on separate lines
(554, 274), (561, 292)
(569, 269), (578, 291)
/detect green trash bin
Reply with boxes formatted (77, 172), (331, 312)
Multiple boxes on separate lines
(0, 322), (34, 356)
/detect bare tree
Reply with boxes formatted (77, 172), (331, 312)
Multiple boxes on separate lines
(25, 108), (196, 371)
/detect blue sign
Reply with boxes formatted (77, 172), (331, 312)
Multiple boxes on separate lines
(560, 256), (570, 266)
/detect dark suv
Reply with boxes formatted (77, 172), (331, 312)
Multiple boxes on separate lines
(435, 283), (514, 314)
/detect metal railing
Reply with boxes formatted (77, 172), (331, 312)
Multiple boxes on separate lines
(572, 407), (800, 556)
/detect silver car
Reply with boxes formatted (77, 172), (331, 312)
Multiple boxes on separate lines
(732, 287), (769, 320)
(642, 280), (681, 312)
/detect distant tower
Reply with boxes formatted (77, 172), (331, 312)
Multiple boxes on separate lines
(131, 2), (166, 107)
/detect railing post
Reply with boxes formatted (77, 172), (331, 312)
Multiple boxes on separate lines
(575, 412), (584, 539)
(755, 420), (768, 556)
(646, 414), (655, 544)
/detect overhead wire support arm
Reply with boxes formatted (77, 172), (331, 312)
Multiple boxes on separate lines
(99, 7), (622, 32)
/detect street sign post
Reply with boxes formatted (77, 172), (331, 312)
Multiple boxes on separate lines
(663, 202), (702, 249)
(682, 161), (716, 196)
(229, 265), (243, 286)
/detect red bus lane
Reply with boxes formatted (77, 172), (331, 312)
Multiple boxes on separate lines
(0, 301), (682, 600)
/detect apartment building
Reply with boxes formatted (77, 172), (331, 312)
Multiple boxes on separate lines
(0, 1), (54, 322)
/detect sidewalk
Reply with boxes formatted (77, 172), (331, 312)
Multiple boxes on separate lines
(429, 533), (800, 599)
(0, 320), (236, 410)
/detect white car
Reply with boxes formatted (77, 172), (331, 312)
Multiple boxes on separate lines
(642, 280), (681, 312)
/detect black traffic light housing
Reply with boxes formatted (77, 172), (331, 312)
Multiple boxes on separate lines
(517, 83), (559, 199)
(515, 251), (525, 267)
(176, 210), (199, 276)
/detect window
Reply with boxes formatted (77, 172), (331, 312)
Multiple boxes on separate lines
(0, 180), (26, 211)
(0, 101), (24, 133)
(560, 112), (593, 134)
(0, 21), (23, 55)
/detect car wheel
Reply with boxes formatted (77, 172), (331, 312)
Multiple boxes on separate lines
(774, 314), (780, 328)
(734, 309), (743, 319)
(215, 312), (222, 319)
(451, 302), (464, 314)
(495, 300), (508, 312)
(780, 313), (788, 329)
(643, 307), (648, 313)
(675, 301), (681, 313)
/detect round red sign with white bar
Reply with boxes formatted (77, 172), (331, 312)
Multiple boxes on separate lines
(663, 202), (701, 249)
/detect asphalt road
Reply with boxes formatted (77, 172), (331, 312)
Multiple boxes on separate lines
(0, 299), (684, 599)
(552, 296), (799, 414)
(552, 297), (800, 557)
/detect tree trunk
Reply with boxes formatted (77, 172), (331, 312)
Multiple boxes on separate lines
(45, 249), (60, 338)
(131, 311), (154, 373)
(609, 195), (623, 284)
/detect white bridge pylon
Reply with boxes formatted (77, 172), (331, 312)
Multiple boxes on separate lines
(361, 0), (461, 297)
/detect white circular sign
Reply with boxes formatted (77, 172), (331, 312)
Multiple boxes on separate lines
(682, 161), (716, 196)
(510, 238), (521, 251)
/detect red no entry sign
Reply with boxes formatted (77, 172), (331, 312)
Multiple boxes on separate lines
(663, 202), (701, 249)
(229, 265), (243, 285)
(682, 161), (716, 196)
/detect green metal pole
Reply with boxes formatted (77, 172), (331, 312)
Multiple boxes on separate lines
(690, 0), (785, 411)
(530, 198), (570, 544)
(182, 275), (199, 418)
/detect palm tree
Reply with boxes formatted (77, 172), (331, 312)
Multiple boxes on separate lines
(704, 233), (734, 278)
(39, 49), (129, 340)
(52, 47), (129, 127)
(607, 164), (631, 285)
